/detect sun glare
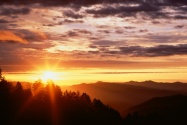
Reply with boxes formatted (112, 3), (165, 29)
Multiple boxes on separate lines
(41, 71), (57, 82)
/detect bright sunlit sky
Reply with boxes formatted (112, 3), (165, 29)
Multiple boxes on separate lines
(0, 0), (187, 85)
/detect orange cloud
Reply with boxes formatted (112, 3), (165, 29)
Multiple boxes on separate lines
(0, 30), (28, 44)
(32, 30), (48, 40)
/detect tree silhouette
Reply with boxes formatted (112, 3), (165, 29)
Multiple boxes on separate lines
(0, 68), (2, 80)
(0, 68), (5, 81)
(0, 71), (122, 125)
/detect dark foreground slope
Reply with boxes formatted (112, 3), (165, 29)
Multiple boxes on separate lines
(0, 79), (121, 125)
(123, 94), (187, 125)
(65, 82), (183, 116)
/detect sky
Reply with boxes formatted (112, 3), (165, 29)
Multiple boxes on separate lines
(0, 0), (187, 85)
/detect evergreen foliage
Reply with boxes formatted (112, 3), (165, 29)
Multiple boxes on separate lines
(0, 74), (121, 125)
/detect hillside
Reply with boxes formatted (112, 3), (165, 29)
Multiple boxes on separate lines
(64, 82), (184, 116)
(123, 94), (187, 125)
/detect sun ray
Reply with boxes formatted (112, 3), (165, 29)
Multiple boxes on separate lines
(41, 71), (57, 82)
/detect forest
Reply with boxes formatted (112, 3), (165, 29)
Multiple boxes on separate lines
(1, 69), (187, 125)
(0, 72), (121, 125)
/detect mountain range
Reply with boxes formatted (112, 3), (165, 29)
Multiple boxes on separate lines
(63, 81), (187, 116)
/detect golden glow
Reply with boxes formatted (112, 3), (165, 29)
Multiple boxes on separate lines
(4, 67), (187, 85)
(41, 71), (57, 82)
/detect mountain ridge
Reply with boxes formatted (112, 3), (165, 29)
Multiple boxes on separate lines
(63, 81), (187, 116)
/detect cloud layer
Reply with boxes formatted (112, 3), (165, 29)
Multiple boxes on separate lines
(0, 31), (28, 44)
(0, 0), (187, 72)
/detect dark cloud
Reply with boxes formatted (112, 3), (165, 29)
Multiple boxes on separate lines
(84, 1), (186, 19)
(118, 44), (187, 57)
(0, 7), (30, 15)
(0, 19), (9, 23)
(63, 19), (84, 24)
(152, 21), (160, 24)
(43, 21), (63, 27)
(0, 19), (18, 30)
(43, 23), (56, 27)
(179, 6), (187, 12)
(63, 29), (92, 38)
(63, 10), (83, 19)
(12, 29), (47, 42)
(43, 19), (84, 27)
(145, 11), (169, 19)
(139, 29), (148, 33)
(0, 0), (186, 20)
(174, 25), (184, 29)
(22, 41), (54, 51)
(124, 26), (136, 29)
(142, 44), (187, 57)
(98, 30), (110, 34)
(91, 40), (125, 48)
(0, 0), (187, 8)
(167, 0), (187, 6)
(144, 34), (187, 43)
(67, 31), (79, 37)
(89, 44), (187, 57)
(115, 29), (124, 34)
(0, 0), (135, 7)
(173, 15), (187, 20)
(74, 29), (92, 35)
(89, 45), (98, 49)
(96, 25), (111, 29)
(118, 46), (142, 55)
(86, 3), (160, 17)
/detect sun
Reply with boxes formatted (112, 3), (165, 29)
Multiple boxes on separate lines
(41, 71), (57, 82)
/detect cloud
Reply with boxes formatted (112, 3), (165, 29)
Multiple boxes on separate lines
(63, 29), (92, 38)
(118, 46), (142, 55)
(63, 19), (84, 23)
(0, 0), (186, 20)
(0, 0), (187, 8)
(174, 25), (184, 29)
(98, 30), (110, 34)
(1, 0), (186, 6)
(0, 7), (30, 15)
(173, 15), (187, 19)
(95, 40), (124, 46)
(0, 29), (48, 43)
(15, 30), (47, 42)
(124, 26), (136, 29)
(115, 29), (124, 34)
(118, 44), (187, 57)
(83, 1), (187, 19)
(0, 19), (9, 23)
(152, 21), (160, 24)
(139, 29), (148, 33)
(144, 34), (187, 43)
(86, 3), (160, 17)
(0, 30), (53, 67)
(74, 29), (92, 35)
(89, 44), (187, 57)
(0, 30), (28, 44)
(63, 10), (83, 19)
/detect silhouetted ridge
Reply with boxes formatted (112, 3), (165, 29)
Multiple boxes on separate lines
(123, 94), (187, 125)
(66, 82), (181, 116)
